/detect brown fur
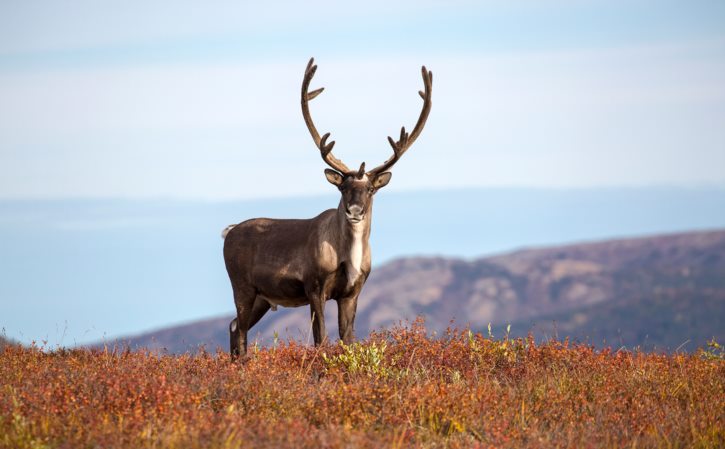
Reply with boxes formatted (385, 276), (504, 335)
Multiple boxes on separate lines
(225, 185), (374, 358)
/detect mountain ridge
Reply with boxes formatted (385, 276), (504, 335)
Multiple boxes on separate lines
(5, 187), (725, 347)
(97, 229), (725, 353)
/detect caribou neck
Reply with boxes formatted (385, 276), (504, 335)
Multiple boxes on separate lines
(335, 199), (371, 286)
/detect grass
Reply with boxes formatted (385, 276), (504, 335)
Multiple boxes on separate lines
(1, 319), (723, 448)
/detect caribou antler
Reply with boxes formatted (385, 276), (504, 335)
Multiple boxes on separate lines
(301, 58), (351, 174)
(368, 66), (433, 176)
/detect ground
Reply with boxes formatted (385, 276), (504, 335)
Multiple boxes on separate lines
(1, 321), (723, 448)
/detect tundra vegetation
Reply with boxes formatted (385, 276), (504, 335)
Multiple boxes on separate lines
(2, 320), (723, 448)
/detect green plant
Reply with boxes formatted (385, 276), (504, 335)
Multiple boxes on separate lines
(700, 338), (724, 360)
(322, 341), (388, 377)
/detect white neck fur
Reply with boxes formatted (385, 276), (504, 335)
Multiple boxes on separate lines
(346, 221), (365, 287)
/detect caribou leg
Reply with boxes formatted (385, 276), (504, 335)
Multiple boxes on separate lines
(230, 297), (271, 358)
(309, 297), (327, 346)
(229, 318), (239, 357)
(337, 295), (358, 345)
(248, 297), (272, 330)
(231, 284), (256, 360)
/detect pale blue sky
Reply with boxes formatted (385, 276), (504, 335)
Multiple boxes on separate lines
(1, 1), (724, 199)
(2, 1), (725, 345)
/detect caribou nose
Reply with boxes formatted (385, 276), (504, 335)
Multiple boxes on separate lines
(346, 205), (364, 220)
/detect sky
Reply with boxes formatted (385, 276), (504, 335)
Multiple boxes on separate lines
(1, 1), (725, 346)
(1, 1), (724, 200)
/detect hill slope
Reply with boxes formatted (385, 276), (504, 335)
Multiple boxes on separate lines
(105, 229), (725, 352)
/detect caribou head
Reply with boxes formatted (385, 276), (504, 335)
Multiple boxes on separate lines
(224, 58), (432, 359)
(302, 58), (432, 222)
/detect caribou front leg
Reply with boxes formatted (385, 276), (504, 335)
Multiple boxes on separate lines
(337, 295), (358, 344)
(308, 293), (328, 346)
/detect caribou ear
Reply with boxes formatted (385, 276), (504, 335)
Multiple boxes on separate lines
(372, 172), (392, 189)
(324, 169), (344, 187)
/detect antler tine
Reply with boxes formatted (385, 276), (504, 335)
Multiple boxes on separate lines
(301, 57), (351, 174)
(369, 66), (433, 176)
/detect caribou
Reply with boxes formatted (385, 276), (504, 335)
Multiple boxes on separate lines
(223, 58), (432, 359)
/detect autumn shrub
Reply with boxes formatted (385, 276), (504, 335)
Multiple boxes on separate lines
(1, 319), (723, 449)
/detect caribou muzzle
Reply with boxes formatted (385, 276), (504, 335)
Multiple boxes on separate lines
(345, 205), (364, 223)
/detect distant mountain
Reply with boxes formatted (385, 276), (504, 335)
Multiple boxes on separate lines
(100, 229), (725, 353)
(5, 188), (725, 347)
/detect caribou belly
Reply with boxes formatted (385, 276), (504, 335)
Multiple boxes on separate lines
(259, 295), (308, 310)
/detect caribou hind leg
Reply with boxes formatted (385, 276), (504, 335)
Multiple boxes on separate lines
(231, 284), (257, 360)
(230, 296), (271, 359)
(248, 297), (272, 330)
(229, 318), (239, 357)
